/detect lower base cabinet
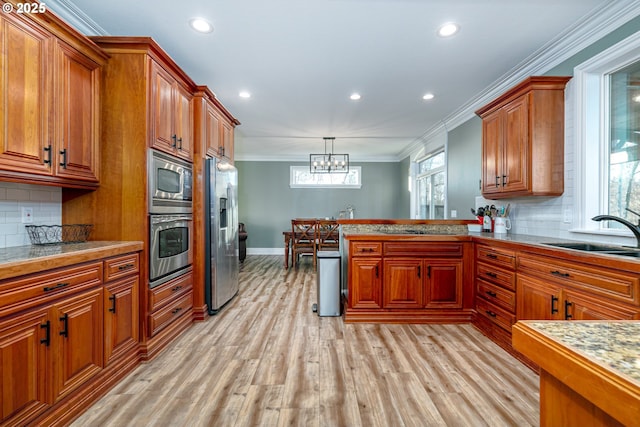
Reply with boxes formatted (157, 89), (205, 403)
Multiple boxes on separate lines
(0, 249), (141, 426)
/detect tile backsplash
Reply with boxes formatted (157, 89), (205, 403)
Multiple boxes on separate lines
(0, 182), (62, 248)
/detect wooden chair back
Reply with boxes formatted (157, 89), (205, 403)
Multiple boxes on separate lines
(317, 219), (339, 251)
(291, 219), (318, 268)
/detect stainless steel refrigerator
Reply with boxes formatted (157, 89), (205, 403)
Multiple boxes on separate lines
(205, 158), (239, 314)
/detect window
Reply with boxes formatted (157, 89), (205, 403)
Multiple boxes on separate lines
(415, 151), (445, 219)
(289, 166), (361, 188)
(575, 31), (640, 234)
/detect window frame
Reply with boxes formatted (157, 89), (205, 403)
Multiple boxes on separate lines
(574, 31), (640, 237)
(289, 165), (362, 189)
(414, 150), (446, 220)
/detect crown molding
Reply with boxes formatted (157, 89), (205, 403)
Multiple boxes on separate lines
(406, 0), (640, 160)
(45, 0), (109, 35)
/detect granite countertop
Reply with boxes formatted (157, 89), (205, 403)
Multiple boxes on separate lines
(0, 241), (144, 281)
(525, 321), (640, 384)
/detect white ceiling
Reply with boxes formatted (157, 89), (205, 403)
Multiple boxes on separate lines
(55, 0), (638, 161)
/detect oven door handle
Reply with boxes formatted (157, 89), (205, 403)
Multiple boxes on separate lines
(151, 216), (192, 224)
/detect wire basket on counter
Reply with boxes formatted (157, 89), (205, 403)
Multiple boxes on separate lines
(25, 224), (93, 245)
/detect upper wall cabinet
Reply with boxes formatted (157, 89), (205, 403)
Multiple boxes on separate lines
(475, 76), (571, 199)
(0, 4), (107, 189)
(193, 86), (240, 162)
(150, 60), (193, 162)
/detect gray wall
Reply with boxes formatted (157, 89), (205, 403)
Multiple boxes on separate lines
(447, 117), (482, 220)
(236, 161), (408, 249)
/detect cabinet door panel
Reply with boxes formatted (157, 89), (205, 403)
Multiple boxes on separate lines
(517, 275), (561, 320)
(150, 61), (175, 152)
(174, 85), (192, 161)
(481, 110), (501, 195)
(0, 308), (50, 423)
(383, 259), (422, 309)
(52, 288), (103, 402)
(424, 260), (463, 308)
(205, 103), (221, 158)
(502, 94), (529, 193)
(221, 120), (233, 161)
(55, 41), (100, 182)
(564, 290), (639, 321)
(0, 13), (52, 176)
(104, 276), (139, 365)
(350, 258), (382, 309)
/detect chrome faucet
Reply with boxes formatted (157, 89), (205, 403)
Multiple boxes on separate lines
(592, 208), (640, 248)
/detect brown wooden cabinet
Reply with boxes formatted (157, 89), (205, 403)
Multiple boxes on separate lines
(475, 76), (571, 198)
(349, 257), (383, 309)
(0, 246), (142, 426)
(150, 60), (193, 161)
(0, 4), (106, 188)
(103, 253), (140, 366)
(0, 307), (50, 425)
(345, 239), (471, 322)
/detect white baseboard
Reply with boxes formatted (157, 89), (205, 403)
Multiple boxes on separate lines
(247, 248), (284, 255)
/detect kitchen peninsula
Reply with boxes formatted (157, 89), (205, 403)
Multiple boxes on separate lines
(340, 219), (640, 370)
(513, 321), (640, 427)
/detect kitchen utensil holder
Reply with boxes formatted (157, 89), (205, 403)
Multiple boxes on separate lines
(26, 224), (93, 245)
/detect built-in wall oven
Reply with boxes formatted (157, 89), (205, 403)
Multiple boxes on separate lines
(147, 149), (194, 288)
(149, 213), (193, 288)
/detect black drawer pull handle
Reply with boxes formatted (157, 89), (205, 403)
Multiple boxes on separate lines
(40, 321), (50, 346)
(59, 148), (67, 169)
(375, 265), (379, 278)
(427, 265), (431, 278)
(44, 144), (52, 166)
(109, 295), (117, 313)
(172, 307), (183, 315)
(565, 300), (573, 320)
(44, 282), (69, 292)
(486, 253), (498, 259)
(171, 285), (183, 292)
(59, 313), (68, 337)
(118, 263), (135, 271)
(486, 290), (497, 297)
(495, 176), (500, 187)
(171, 135), (177, 148)
(177, 137), (183, 149)
(417, 265), (421, 278)
(485, 310), (497, 318)
(550, 270), (570, 278)
(485, 272), (498, 278)
(551, 295), (559, 314)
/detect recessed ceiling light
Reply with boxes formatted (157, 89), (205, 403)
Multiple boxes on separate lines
(423, 93), (435, 100)
(239, 91), (251, 99)
(437, 22), (459, 37)
(189, 18), (213, 34)
(350, 93), (361, 100)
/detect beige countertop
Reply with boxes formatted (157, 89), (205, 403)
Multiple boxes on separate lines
(0, 241), (144, 281)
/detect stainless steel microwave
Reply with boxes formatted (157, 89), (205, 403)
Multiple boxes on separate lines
(148, 149), (193, 214)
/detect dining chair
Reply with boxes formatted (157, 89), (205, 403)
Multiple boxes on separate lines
(317, 219), (339, 252)
(291, 219), (318, 269)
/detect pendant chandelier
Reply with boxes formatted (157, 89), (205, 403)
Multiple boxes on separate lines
(310, 137), (349, 174)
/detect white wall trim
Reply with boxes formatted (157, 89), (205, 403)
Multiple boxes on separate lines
(247, 248), (283, 256)
(45, 0), (109, 35)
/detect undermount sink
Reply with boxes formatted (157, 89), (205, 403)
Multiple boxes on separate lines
(542, 242), (640, 257)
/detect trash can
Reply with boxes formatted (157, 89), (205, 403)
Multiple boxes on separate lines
(313, 251), (341, 316)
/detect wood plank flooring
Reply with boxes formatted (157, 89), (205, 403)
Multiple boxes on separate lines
(71, 255), (539, 427)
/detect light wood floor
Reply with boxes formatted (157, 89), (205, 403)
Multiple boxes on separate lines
(71, 255), (539, 427)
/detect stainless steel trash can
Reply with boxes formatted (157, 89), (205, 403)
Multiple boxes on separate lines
(313, 251), (341, 316)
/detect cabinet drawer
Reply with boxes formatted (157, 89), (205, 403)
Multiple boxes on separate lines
(104, 253), (139, 282)
(148, 272), (193, 312)
(351, 242), (382, 256)
(476, 298), (515, 332)
(476, 262), (515, 291)
(477, 279), (515, 312)
(148, 291), (193, 336)
(518, 253), (640, 306)
(384, 242), (463, 257)
(476, 245), (516, 269)
(0, 262), (103, 317)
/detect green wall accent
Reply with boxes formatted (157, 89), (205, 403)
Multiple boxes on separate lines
(236, 161), (408, 248)
(447, 117), (482, 219)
